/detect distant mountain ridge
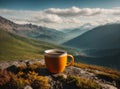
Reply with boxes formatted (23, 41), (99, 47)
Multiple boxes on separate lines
(64, 24), (120, 70)
(0, 16), (98, 44)
(62, 23), (95, 42)
(0, 16), (66, 44)
(64, 24), (120, 49)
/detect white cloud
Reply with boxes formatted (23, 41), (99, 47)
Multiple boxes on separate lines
(44, 7), (120, 17)
(30, 13), (63, 23)
(0, 7), (120, 30)
(44, 7), (102, 17)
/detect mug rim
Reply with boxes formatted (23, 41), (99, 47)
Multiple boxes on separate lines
(44, 49), (67, 57)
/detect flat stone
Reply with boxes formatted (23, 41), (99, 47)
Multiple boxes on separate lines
(53, 73), (67, 79)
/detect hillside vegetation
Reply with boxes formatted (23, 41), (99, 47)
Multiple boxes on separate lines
(0, 28), (77, 61)
(64, 24), (120, 70)
(64, 24), (120, 49)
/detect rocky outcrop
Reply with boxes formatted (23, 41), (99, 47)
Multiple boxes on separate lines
(0, 59), (119, 89)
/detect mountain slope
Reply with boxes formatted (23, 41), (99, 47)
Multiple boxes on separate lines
(64, 24), (120, 70)
(62, 23), (95, 42)
(0, 28), (76, 61)
(0, 16), (66, 44)
(64, 24), (120, 49)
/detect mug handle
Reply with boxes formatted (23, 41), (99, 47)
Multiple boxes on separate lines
(66, 54), (74, 66)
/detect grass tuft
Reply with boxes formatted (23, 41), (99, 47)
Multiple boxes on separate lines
(74, 62), (120, 87)
(0, 62), (49, 89)
(66, 75), (101, 89)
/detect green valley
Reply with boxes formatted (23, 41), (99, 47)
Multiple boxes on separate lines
(0, 28), (77, 61)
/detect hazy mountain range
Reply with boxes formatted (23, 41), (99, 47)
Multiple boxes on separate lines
(0, 16), (66, 44)
(0, 16), (120, 70)
(62, 23), (95, 42)
(0, 16), (96, 44)
(64, 24), (120, 49)
(0, 16), (78, 61)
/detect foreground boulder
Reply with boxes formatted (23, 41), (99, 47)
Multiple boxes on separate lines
(0, 59), (119, 89)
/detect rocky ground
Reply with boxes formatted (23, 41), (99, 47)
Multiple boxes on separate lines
(0, 59), (119, 89)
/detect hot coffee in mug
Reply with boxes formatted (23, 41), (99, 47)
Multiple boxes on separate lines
(44, 49), (74, 73)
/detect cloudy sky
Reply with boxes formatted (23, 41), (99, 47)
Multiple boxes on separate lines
(0, 0), (120, 30)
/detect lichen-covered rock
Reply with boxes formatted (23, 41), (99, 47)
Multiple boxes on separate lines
(0, 59), (119, 89)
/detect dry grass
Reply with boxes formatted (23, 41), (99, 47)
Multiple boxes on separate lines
(66, 75), (101, 89)
(0, 62), (49, 89)
(74, 62), (120, 87)
(74, 63), (120, 76)
(18, 62), (45, 73)
(15, 63), (49, 89)
(0, 70), (13, 86)
(1, 61), (120, 89)
(0, 70), (18, 89)
(96, 72), (120, 82)
(13, 71), (49, 89)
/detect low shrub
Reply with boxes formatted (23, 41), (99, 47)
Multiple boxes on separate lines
(0, 70), (13, 86)
(0, 70), (18, 89)
(0, 62), (49, 89)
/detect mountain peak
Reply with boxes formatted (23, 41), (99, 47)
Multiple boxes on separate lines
(0, 16), (18, 32)
(0, 16), (66, 44)
(0, 16), (15, 25)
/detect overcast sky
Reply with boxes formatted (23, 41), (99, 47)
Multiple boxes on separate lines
(0, 0), (120, 30)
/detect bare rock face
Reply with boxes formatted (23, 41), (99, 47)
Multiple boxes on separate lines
(0, 59), (119, 89)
